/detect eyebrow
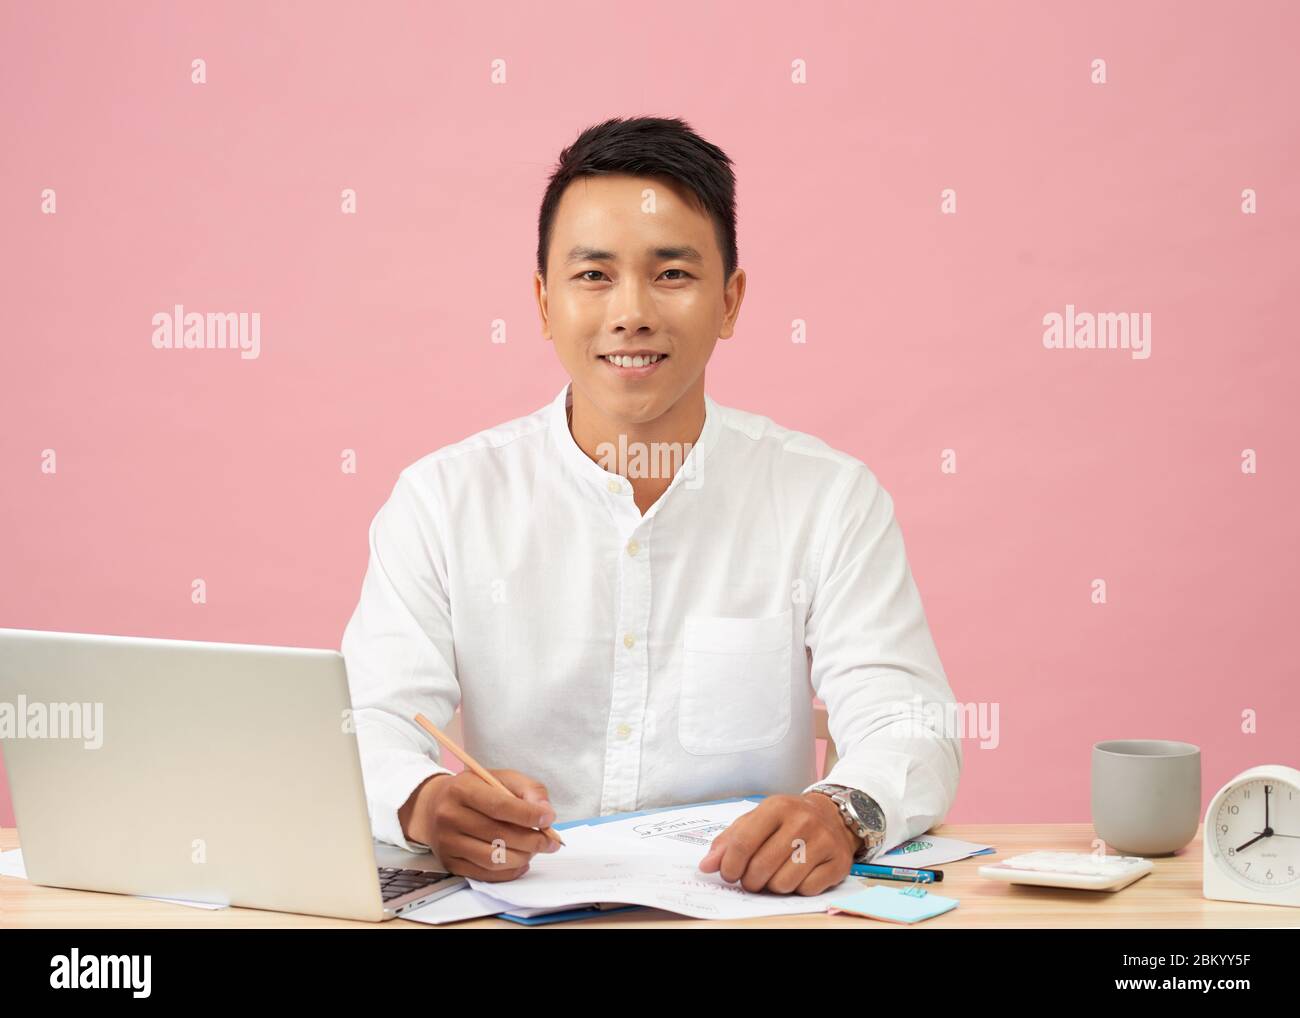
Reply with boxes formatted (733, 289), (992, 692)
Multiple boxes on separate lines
(565, 245), (705, 265)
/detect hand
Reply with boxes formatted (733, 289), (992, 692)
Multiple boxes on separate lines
(696, 792), (861, 895)
(398, 768), (560, 881)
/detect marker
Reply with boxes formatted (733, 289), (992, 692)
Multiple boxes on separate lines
(850, 863), (942, 882)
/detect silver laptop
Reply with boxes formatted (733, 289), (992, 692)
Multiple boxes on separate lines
(0, 627), (466, 921)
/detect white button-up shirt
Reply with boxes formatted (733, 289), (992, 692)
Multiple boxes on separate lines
(341, 383), (962, 861)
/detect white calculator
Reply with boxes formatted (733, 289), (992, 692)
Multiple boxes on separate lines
(978, 851), (1154, 891)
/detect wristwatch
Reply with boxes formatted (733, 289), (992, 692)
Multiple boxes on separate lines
(807, 783), (886, 863)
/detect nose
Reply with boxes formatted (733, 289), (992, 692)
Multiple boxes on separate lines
(605, 275), (658, 338)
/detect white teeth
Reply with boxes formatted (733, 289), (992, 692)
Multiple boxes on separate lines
(604, 354), (663, 368)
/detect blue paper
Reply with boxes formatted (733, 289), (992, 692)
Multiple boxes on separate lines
(829, 885), (959, 924)
(497, 903), (643, 925)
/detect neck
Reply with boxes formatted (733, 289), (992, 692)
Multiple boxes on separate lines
(568, 380), (706, 514)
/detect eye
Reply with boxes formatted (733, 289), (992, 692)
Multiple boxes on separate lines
(575, 268), (692, 283)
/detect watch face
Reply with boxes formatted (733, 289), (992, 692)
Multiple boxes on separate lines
(1213, 778), (1300, 888)
(848, 790), (884, 833)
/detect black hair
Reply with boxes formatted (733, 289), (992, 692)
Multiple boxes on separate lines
(536, 116), (738, 285)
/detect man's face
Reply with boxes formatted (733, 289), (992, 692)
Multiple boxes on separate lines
(535, 173), (745, 426)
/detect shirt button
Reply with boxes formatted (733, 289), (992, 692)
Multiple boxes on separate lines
(626, 539), (640, 557)
(607, 478), (622, 493)
(623, 633), (636, 649)
(616, 723), (631, 738)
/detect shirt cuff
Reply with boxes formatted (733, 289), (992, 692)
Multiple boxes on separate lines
(366, 747), (455, 854)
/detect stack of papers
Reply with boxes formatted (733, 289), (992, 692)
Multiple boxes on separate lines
(405, 799), (858, 924)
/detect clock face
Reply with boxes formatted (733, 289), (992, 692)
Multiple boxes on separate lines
(1213, 779), (1300, 888)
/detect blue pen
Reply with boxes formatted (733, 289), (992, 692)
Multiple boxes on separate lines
(850, 863), (942, 882)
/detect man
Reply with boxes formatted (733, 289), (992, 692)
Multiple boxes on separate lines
(341, 116), (962, 896)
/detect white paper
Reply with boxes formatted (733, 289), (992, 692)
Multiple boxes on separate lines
(564, 799), (757, 856)
(874, 834), (995, 870)
(0, 848), (227, 910)
(134, 894), (228, 910)
(402, 886), (603, 925)
(402, 887), (515, 925)
(400, 889), (603, 925)
(467, 801), (854, 921)
(0, 848), (26, 879)
(502, 901), (601, 917)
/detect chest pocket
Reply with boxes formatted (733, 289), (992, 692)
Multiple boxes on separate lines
(678, 608), (793, 755)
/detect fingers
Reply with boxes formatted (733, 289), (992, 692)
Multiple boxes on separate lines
(441, 849), (532, 882)
(459, 769), (556, 831)
(492, 769), (554, 814)
(698, 799), (849, 894)
(731, 822), (815, 893)
(793, 858), (848, 896)
(431, 769), (559, 880)
(449, 800), (557, 858)
(765, 845), (846, 894)
(439, 829), (539, 874)
(700, 808), (784, 888)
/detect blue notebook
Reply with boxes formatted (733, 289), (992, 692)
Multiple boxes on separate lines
(495, 795), (766, 926)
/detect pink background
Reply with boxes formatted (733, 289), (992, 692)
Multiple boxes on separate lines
(2, 1), (1298, 830)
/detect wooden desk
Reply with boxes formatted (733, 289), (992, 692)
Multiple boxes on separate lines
(3, 823), (1295, 928)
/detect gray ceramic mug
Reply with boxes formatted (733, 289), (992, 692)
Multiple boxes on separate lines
(1091, 740), (1201, 856)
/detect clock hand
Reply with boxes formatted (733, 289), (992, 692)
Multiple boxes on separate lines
(1234, 832), (1267, 852)
(1239, 793), (1279, 853)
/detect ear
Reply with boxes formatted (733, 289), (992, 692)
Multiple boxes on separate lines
(718, 267), (746, 340)
(533, 270), (551, 340)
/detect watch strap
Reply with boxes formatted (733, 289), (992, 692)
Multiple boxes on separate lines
(809, 783), (885, 862)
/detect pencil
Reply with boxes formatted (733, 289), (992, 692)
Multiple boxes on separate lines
(413, 713), (565, 847)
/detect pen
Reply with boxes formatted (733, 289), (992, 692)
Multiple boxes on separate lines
(412, 713), (566, 847)
(850, 863), (943, 882)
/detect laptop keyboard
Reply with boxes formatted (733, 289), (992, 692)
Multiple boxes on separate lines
(378, 866), (449, 903)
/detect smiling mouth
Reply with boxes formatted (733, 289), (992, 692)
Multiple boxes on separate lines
(598, 352), (668, 369)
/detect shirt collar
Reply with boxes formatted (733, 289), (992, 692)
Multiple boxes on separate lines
(547, 381), (722, 503)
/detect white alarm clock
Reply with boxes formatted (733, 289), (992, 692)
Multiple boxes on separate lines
(1203, 764), (1300, 907)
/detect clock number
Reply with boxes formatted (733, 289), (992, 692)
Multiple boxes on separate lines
(1213, 774), (1300, 892)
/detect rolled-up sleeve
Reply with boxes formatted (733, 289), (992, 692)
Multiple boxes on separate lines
(341, 470), (459, 853)
(800, 464), (963, 856)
